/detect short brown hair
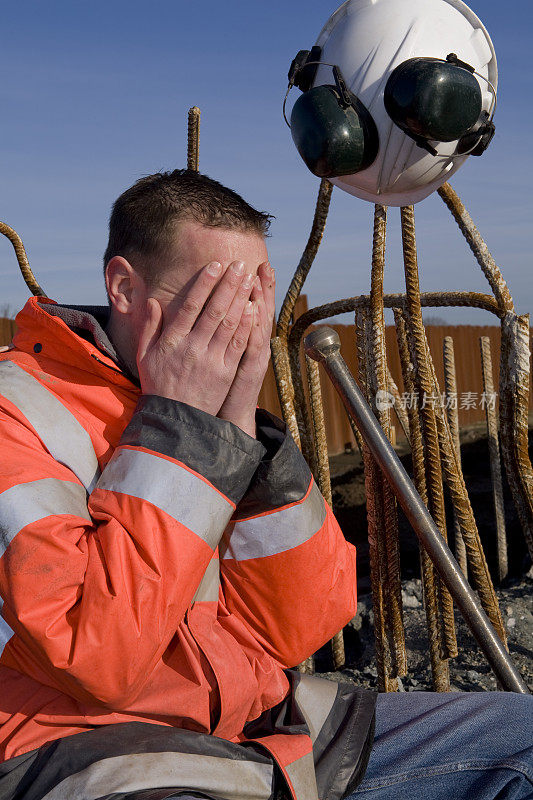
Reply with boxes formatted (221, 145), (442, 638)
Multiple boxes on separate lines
(103, 169), (272, 284)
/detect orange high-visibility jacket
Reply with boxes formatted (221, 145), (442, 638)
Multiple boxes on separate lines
(0, 297), (372, 799)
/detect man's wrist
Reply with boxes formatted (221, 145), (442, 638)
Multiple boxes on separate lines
(218, 413), (256, 439)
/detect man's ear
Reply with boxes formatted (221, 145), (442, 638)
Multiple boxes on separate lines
(105, 256), (143, 315)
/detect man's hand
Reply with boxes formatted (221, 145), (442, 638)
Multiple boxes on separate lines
(217, 262), (276, 438)
(136, 260), (257, 416)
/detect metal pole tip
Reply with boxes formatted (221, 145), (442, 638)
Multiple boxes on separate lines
(304, 327), (341, 362)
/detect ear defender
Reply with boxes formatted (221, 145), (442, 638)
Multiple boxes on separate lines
(286, 49), (379, 178)
(384, 56), (483, 154)
(290, 85), (379, 178)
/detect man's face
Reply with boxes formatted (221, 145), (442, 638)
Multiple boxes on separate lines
(145, 218), (269, 325)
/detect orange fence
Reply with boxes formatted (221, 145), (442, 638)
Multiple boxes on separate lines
(1, 316), (530, 455)
(0, 318), (16, 346)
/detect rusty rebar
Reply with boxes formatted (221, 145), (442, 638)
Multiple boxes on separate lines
(480, 337), (508, 582)
(306, 355), (333, 505)
(269, 341), (316, 673)
(394, 308), (450, 692)
(288, 292), (502, 367)
(438, 184), (533, 561)
(0, 221), (47, 297)
(270, 336), (301, 448)
(499, 312), (533, 561)
(442, 336), (468, 577)
(349, 312), (367, 456)
(271, 179), (336, 675)
(423, 333), (508, 646)
(305, 325), (528, 694)
(367, 205), (406, 682)
(400, 205), (457, 666)
(305, 354), (346, 670)
(273, 180), (335, 472)
(438, 183), (514, 313)
(356, 308), (398, 692)
(348, 416), (365, 455)
(277, 179), (333, 340)
(387, 366), (411, 441)
(187, 107), (201, 172)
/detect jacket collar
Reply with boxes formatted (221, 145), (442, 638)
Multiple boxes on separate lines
(13, 297), (139, 388)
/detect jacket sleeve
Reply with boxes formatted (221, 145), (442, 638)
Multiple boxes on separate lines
(0, 392), (265, 706)
(219, 410), (357, 668)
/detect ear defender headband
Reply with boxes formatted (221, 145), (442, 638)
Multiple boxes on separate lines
(284, 48), (496, 178)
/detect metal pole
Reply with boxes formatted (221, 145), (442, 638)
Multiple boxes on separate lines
(304, 327), (529, 694)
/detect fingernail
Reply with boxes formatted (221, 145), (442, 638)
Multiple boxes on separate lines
(207, 261), (222, 276)
(232, 261), (245, 275)
(244, 300), (253, 315)
(254, 276), (262, 290)
(242, 272), (254, 289)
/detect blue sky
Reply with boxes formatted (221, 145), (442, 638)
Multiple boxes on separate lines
(1, 0), (531, 323)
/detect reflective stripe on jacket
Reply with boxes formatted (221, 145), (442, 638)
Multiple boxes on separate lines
(0, 297), (373, 799)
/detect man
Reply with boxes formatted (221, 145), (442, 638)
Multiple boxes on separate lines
(0, 170), (531, 800)
(0, 170), (374, 799)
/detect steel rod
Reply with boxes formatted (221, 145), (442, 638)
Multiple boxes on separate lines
(442, 336), (468, 578)
(304, 327), (529, 695)
(480, 336), (508, 582)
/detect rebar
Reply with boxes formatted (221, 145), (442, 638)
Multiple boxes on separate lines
(438, 183), (514, 313)
(400, 205), (457, 666)
(387, 366), (411, 441)
(349, 312), (367, 456)
(277, 180), (333, 340)
(348, 415), (365, 455)
(499, 312), (533, 561)
(480, 337), (508, 581)
(423, 334), (508, 646)
(442, 336), (468, 577)
(394, 308), (450, 692)
(271, 179), (335, 675)
(306, 355), (333, 505)
(305, 325), (528, 694)
(273, 180), (335, 473)
(288, 292), (502, 366)
(438, 184), (532, 560)
(305, 354), (346, 670)
(367, 204), (406, 682)
(356, 309), (398, 692)
(187, 107), (201, 172)
(270, 181), (522, 688)
(0, 221), (46, 297)
(270, 336), (301, 449)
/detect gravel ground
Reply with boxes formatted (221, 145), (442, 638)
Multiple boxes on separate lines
(314, 571), (533, 692)
(315, 425), (533, 692)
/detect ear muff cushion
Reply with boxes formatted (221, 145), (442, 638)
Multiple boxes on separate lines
(384, 58), (482, 142)
(290, 85), (379, 178)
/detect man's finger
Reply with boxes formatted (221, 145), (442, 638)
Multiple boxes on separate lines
(250, 277), (267, 346)
(137, 298), (163, 365)
(224, 300), (254, 367)
(209, 270), (256, 351)
(161, 261), (223, 344)
(256, 261), (275, 329)
(192, 261), (248, 345)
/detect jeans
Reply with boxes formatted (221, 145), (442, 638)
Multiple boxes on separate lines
(348, 691), (533, 799)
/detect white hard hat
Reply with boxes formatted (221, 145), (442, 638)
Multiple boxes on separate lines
(286, 0), (497, 206)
